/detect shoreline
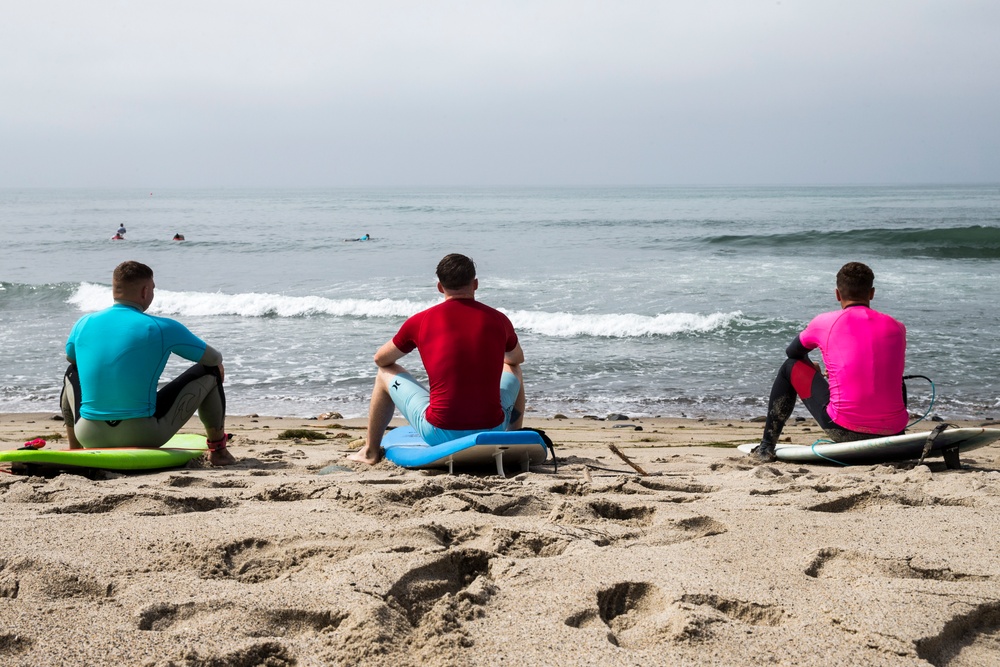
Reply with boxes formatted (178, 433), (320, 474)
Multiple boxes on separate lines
(2, 412), (1000, 665)
(5, 411), (995, 449)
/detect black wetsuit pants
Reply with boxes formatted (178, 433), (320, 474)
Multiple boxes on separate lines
(761, 358), (906, 446)
(61, 363), (225, 448)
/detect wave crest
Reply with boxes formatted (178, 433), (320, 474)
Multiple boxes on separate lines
(67, 284), (743, 337)
(505, 309), (744, 338)
(706, 225), (1000, 259)
(67, 283), (434, 319)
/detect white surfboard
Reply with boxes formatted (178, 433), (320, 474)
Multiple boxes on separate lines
(737, 427), (1000, 467)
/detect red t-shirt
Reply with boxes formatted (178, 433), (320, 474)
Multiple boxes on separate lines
(393, 299), (518, 430)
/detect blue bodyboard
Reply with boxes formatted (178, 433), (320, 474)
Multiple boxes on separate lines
(382, 426), (548, 476)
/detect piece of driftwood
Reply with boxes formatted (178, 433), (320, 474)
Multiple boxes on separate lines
(607, 444), (649, 476)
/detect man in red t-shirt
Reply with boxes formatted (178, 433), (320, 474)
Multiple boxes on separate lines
(348, 254), (526, 465)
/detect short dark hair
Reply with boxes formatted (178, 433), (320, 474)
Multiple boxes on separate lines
(836, 262), (874, 301)
(113, 261), (153, 287)
(436, 254), (477, 290)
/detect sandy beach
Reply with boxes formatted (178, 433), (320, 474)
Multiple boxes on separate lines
(2, 412), (1000, 666)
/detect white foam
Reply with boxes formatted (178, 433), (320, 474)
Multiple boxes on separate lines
(67, 283), (435, 319)
(503, 308), (743, 338)
(67, 283), (742, 337)
(67, 283), (114, 311)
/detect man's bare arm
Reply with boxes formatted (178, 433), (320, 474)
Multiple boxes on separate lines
(374, 341), (407, 367)
(504, 342), (525, 367)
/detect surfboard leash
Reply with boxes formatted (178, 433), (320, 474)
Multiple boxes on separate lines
(808, 438), (849, 466)
(903, 375), (936, 428)
(517, 427), (557, 473)
(915, 421), (955, 469)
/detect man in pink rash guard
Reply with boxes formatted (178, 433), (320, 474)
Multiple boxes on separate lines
(750, 262), (908, 463)
(348, 253), (526, 465)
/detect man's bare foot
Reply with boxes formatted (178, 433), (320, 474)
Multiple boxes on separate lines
(347, 446), (382, 465)
(209, 448), (237, 466)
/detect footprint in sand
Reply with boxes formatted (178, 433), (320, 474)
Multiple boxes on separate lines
(248, 608), (348, 638)
(804, 489), (975, 513)
(4, 559), (113, 602)
(587, 499), (655, 525)
(198, 537), (354, 583)
(329, 549), (496, 663)
(566, 582), (784, 647)
(165, 474), (248, 489)
(0, 633), (33, 657)
(48, 492), (230, 515)
(916, 600), (1000, 667)
(805, 547), (990, 582)
(487, 527), (570, 558)
(385, 549), (494, 627)
(157, 641), (294, 667)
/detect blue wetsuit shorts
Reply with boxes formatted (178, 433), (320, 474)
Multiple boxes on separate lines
(389, 371), (520, 446)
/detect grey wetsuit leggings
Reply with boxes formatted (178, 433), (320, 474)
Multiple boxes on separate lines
(60, 363), (225, 448)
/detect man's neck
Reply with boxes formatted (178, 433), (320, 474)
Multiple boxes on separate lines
(840, 301), (870, 309)
(114, 298), (144, 311)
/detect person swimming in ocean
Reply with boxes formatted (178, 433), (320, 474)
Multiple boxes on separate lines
(344, 233), (371, 242)
(172, 233), (185, 241)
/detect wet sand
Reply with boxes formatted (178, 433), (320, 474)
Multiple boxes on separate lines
(2, 412), (1000, 666)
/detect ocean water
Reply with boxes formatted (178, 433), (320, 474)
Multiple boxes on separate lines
(1, 186), (998, 420)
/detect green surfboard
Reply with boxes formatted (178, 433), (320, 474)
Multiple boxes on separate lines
(0, 433), (208, 472)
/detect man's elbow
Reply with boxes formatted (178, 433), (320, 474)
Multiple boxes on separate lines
(199, 345), (224, 367)
(373, 350), (399, 367)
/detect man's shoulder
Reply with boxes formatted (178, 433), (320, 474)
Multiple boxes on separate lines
(465, 298), (503, 313)
(461, 299), (513, 323)
(814, 306), (905, 332)
(75, 305), (129, 327)
(871, 308), (906, 331)
(805, 309), (843, 327)
(849, 306), (904, 328)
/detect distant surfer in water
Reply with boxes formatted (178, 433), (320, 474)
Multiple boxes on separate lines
(111, 233), (124, 240)
(345, 233), (371, 241)
(59, 261), (236, 466)
(172, 233), (185, 241)
(348, 253), (526, 465)
(750, 262), (908, 462)
(117, 224), (127, 236)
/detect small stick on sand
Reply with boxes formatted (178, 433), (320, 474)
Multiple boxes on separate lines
(607, 444), (649, 476)
(583, 467), (592, 483)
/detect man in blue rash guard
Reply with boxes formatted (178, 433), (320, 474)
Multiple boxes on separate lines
(59, 261), (236, 466)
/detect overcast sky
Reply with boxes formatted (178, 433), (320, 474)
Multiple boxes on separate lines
(2, 1), (998, 187)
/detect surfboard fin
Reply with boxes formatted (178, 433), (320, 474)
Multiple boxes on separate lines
(942, 446), (962, 470)
(493, 450), (505, 478)
(516, 427), (557, 473)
